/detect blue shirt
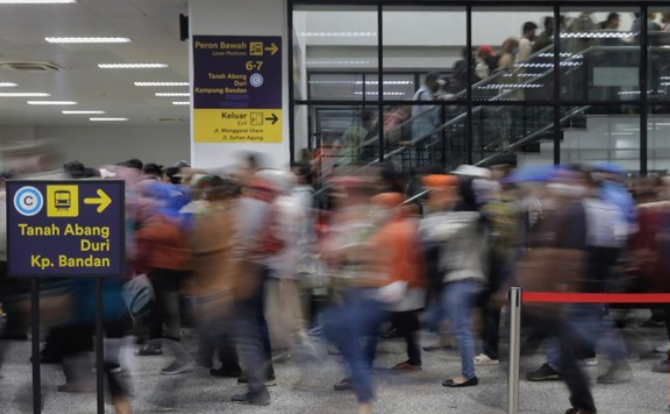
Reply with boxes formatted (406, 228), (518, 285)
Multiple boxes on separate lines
(600, 181), (637, 227)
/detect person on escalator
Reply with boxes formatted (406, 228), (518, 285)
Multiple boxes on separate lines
(411, 72), (443, 144)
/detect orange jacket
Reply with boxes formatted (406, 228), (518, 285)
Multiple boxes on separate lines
(135, 215), (190, 272)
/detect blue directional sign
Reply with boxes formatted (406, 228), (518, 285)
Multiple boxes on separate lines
(7, 180), (125, 277)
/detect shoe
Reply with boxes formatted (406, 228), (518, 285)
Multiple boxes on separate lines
(578, 357), (598, 367)
(656, 342), (670, 353)
(57, 383), (96, 393)
(93, 363), (123, 374)
(231, 391), (271, 406)
(564, 408), (597, 414)
(392, 361), (422, 371)
(237, 375), (277, 387)
(652, 359), (670, 373)
(135, 344), (163, 356)
(442, 376), (479, 387)
(422, 343), (453, 352)
(161, 361), (194, 375)
(272, 350), (291, 363)
(475, 353), (500, 366)
(333, 377), (353, 391)
(526, 363), (561, 381)
(597, 362), (632, 384)
(210, 367), (242, 378)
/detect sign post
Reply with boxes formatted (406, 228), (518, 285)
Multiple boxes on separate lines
(192, 35), (283, 144)
(6, 180), (125, 414)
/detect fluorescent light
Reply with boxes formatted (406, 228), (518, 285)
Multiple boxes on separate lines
(98, 63), (168, 69)
(300, 32), (377, 37)
(45, 37), (131, 44)
(172, 101), (190, 105)
(0, 92), (50, 97)
(155, 92), (190, 97)
(0, 0), (75, 3)
(62, 110), (105, 115)
(561, 32), (635, 39)
(134, 82), (189, 87)
(27, 101), (76, 105)
(478, 84), (544, 90)
(0, 82), (17, 87)
(306, 60), (371, 66)
(353, 91), (406, 96)
(308, 80), (412, 86)
(90, 117), (127, 122)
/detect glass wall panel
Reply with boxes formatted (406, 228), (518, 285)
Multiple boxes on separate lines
(559, 7), (641, 102)
(293, 5), (379, 101)
(472, 7), (554, 103)
(382, 6), (466, 102)
(648, 8), (670, 102)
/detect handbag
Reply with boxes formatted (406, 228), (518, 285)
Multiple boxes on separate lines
(121, 273), (155, 318)
(296, 253), (330, 296)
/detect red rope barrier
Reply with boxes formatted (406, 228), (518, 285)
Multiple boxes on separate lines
(521, 292), (670, 304)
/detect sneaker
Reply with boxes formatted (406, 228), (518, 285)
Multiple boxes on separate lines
(475, 353), (500, 366)
(237, 374), (277, 387)
(655, 342), (670, 353)
(135, 344), (163, 356)
(231, 391), (271, 406)
(597, 362), (632, 384)
(578, 357), (598, 367)
(272, 350), (291, 363)
(526, 363), (561, 381)
(652, 358), (670, 373)
(380, 328), (402, 339)
(161, 361), (194, 375)
(422, 343), (453, 352)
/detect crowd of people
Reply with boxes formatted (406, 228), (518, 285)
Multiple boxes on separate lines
(1, 153), (670, 414)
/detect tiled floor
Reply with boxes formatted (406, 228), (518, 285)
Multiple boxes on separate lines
(0, 320), (668, 414)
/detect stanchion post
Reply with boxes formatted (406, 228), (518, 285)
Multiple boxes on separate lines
(31, 277), (41, 414)
(508, 287), (522, 414)
(94, 277), (105, 414)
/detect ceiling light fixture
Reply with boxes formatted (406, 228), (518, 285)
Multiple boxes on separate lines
(0, 0), (75, 3)
(45, 37), (131, 44)
(27, 101), (76, 105)
(306, 60), (371, 66)
(0, 92), (50, 97)
(98, 63), (168, 69)
(561, 32), (635, 39)
(155, 92), (190, 97)
(172, 101), (190, 105)
(134, 82), (189, 87)
(0, 82), (18, 87)
(353, 91), (406, 96)
(90, 117), (128, 122)
(62, 110), (105, 114)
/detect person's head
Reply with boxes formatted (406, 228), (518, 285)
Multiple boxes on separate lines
(461, 47), (472, 60)
(360, 109), (375, 126)
(502, 37), (519, 54)
(163, 166), (182, 185)
(544, 16), (555, 33)
(119, 158), (143, 171)
(663, 13), (670, 24)
(425, 72), (443, 93)
(477, 45), (495, 59)
(142, 163), (163, 179)
(522, 21), (538, 40)
(290, 162), (313, 186)
(649, 12), (658, 20)
(606, 12), (620, 30)
(546, 165), (590, 201)
(422, 174), (459, 212)
(329, 176), (374, 209)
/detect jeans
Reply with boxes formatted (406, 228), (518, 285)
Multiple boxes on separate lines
(528, 314), (596, 412)
(148, 269), (187, 340)
(235, 267), (274, 396)
(548, 303), (628, 370)
(442, 279), (482, 380)
(323, 287), (389, 404)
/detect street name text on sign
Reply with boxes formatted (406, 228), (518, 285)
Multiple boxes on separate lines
(7, 181), (124, 277)
(193, 35), (283, 143)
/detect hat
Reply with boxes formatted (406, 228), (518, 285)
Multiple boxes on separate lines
(426, 72), (446, 86)
(452, 165), (492, 179)
(422, 174), (458, 189)
(478, 45), (495, 57)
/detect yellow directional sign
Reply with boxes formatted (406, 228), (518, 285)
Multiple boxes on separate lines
(194, 109), (283, 143)
(265, 43), (279, 56)
(84, 189), (112, 213)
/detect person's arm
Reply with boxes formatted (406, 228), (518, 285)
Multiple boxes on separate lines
(420, 211), (481, 242)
